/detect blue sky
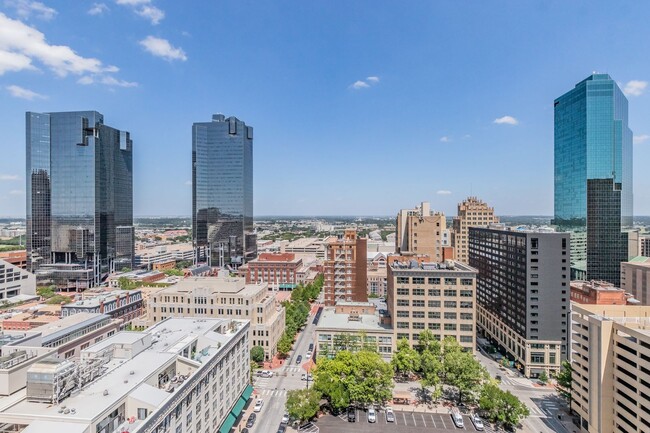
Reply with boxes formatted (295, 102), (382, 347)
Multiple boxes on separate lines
(1, 1), (650, 217)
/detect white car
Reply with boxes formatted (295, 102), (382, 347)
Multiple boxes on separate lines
(385, 407), (395, 423)
(253, 399), (264, 413)
(471, 413), (484, 431)
(260, 370), (273, 378)
(367, 407), (376, 423)
(281, 413), (290, 425)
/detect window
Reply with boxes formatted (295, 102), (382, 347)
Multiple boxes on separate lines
(460, 324), (473, 332)
(428, 323), (441, 330)
(397, 288), (409, 296)
(412, 300), (425, 307)
(460, 290), (472, 297)
(428, 277), (441, 285)
(138, 408), (148, 420)
(397, 299), (409, 306)
(412, 288), (425, 296)
(444, 312), (457, 320)
(428, 289), (440, 296)
(428, 311), (441, 319)
(444, 289), (457, 297)
(530, 353), (545, 364)
(531, 238), (539, 249)
(412, 277), (425, 285)
(396, 311), (409, 318)
(428, 300), (441, 308)
(412, 311), (425, 318)
(397, 277), (409, 284)
(444, 324), (457, 331)
(460, 279), (473, 286)
(397, 322), (410, 329)
(413, 322), (425, 329)
(444, 278), (457, 285)
(444, 301), (457, 308)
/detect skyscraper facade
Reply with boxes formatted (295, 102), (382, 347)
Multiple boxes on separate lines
(323, 230), (367, 306)
(452, 196), (499, 264)
(192, 114), (255, 267)
(26, 111), (134, 289)
(395, 202), (446, 262)
(554, 73), (633, 285)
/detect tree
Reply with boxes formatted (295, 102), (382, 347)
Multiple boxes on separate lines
(420, 349), (443, 402)
(417, 330), (441, 355)
(315, 350), (393, 410)
(479, 382), (530, 429)
(277, 333), (293, 358)
(251, 346), (265, 364)
(163, 269), (184, 277)
(46, 294), (72, 305)
(391, 338), (420, 379)
(538, 370), (549, 384)
(555, 360), (572, 403)
(286, 389), (322, 423)
(444, 348), (486, 404)
(250, 361), (259, 384)
(36, 286), (55, 299)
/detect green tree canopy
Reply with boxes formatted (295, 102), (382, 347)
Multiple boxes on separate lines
(286, 389), (322, 423)
(479, 382), (530, 428)
(391, 338), (421, 378)
(277, 333), (293, 358)
(250, 346), (265, 363)
(555, 360), (572, 402)
(443, 348), (486, 404)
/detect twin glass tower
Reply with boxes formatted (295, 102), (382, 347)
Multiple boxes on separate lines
(554, 73), (633, 285)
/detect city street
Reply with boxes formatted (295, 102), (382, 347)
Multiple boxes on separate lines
(475, 347), (570, 433)
(246, 304), (320, 433)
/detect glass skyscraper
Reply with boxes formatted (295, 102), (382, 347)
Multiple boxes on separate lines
(26, 111), (134, 289)
(554, 74), (633, 285)
(192, 114), (255, 267)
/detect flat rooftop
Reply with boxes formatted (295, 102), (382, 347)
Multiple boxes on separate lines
(158, 276), (264, 296)
(317, 308), (391, 332)
(62, 290), (141, 308)
(389, 260), (477, 273)
(2, 317), (247, 426)
(32, 313), (112, 340)
(285, 238), (321, 248)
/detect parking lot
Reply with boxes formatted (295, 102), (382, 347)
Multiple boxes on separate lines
(316, 409), (486, 432)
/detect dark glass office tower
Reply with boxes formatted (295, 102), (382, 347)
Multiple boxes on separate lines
(192, 114), (255, 267)
(26, 111), (134, 289)
(554, 74), (633, 285)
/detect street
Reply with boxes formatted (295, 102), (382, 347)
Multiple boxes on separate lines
(247, 304), (320, 433)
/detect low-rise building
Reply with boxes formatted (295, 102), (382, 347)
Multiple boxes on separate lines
(0, 259), (36, 301)
(0, 317), (251, 433)
(315, 302), (393, 359)
(620, 257), (650, 305)
(0, 251), (27, 270)
(244, 252), (303, 290)
(61, 290), (144, 323)
(571, 304), (650, 433)
(146, 276), (284, 360)
(387, 259), (477, 351)
(570, 280), (636, 305)
(134, 242), (195, 268)
(367, 266), (387, 298)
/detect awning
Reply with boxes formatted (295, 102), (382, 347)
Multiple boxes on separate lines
(218, 413), (237, 433)
(241, 384), (253, 401)
(231, 396), (247, 419)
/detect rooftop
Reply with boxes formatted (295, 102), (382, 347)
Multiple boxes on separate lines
(317, 308), (391, 332)
(389, 260), (477, 273)
(158, 276), (265, 296)
(62, 290), (141, 309)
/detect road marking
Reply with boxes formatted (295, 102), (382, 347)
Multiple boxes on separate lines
(421, 414), (426, 427)
(440, 414), (447, 429)
(402, 412), (407, 425)
(411, 412), (417, 426)
(430, 414), (436, 428)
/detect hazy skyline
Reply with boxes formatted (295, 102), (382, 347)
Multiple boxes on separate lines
(1, 1), (650, 217)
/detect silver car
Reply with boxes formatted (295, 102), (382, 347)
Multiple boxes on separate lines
(471, 413), (484, 431)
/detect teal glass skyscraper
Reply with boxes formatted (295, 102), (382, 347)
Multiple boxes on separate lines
(554, 74), (633, 285)
(192, 114), (256, 267)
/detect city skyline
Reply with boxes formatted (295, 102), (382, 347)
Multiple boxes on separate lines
(1, 2), (650, 217)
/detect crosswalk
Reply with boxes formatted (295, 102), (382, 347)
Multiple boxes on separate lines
(283, 366), (302, 374)
(257, 388), (286, 397)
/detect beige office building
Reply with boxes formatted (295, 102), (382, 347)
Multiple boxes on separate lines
(452, 196), (499, 264)
(571, 303), (650, 433)
(146, 276), (285, 360)
(396, 202), (446, 261)
(386, 259), (477, 350)
(620, 257), (650, 305)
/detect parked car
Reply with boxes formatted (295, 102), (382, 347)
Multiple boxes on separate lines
(281, 413), (290, 425)
(306, 351), (312, 359)
(308, 343), (314, 351)
(260, 370), (273, 378)
(451, 408), (464, 428)
(276, 425), (287, 433)
(347, 406), (356, 422)
(241, 429), (249, 433)
(254, 399), (264, 412)
(471, 413), (484, 431)
(385, 407), (395, 423)
(246, 413), (256, 428)
(367, 407), (376, 423)
(295, 355), (302, 365)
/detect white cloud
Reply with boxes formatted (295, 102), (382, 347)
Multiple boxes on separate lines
(623, 80), (648, 97)
(436, 190), (452, 195)
(5, 0), (57, 20)
(99, 75), (137, 87)
(116, 0), (164, 25)
(184, 180), (192, 186)
(6, 84), (45, 99)
(88, 3), (109, 15)
(0, 174), (19, 181)
(634, 134), (650, 145)
(0, 12), (125, 79)
(350, 80), (369, 90)
(139, 36), (187, 61)
(462, 134), (471, 139)
(366, 76), (380, 84)
(494, 115), (519, 125)
(8, 189), (24, 195)
(440, 136), (451, 143)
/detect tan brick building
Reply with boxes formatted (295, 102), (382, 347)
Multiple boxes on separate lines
(571, 304), (650, 433)
(620, 257), (650, 305)
(323, 230), (367, 306)
(146, 276), (285, 360)
(570, 280), (633, 305)
(452, 196), (498, 264)
(396, 202), (446, 261)
(244, 252), (303, 290)
(386, 259), (478, 351)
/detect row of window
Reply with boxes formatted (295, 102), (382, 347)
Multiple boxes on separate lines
(396, 300), (473, 308)
(395, 288), (473, 297)
(396, 277), (474, 285)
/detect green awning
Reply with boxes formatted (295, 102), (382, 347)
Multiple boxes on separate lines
(218, 413), (237, 433)
(241, 384), (253, 401)
(231, 395), (247, 418)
